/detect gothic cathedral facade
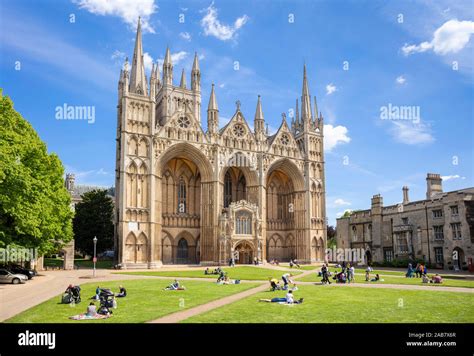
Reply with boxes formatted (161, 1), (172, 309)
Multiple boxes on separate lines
(115, 20), (327, 268)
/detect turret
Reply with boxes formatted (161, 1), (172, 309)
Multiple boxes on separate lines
(254, 95), (265, 141)
(180, 68), (187, 89)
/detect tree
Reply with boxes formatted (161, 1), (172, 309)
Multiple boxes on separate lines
(73, 189), (114, 256)
(327, 225), (337, 249)
(0, 91), (73, 255)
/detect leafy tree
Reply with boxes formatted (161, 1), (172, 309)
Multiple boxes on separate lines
(327, 225), (337, 249)
(341, 210), (353, 218)
(73, 189), (114, 256)
(0, 91), (73, 255)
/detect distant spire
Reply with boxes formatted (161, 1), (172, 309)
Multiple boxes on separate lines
(129, 17), (147, 95)
(163, 46), (173, 85)
(208, 83), (218, 111)
(255, 95), (264, 121)
(254, 95), (265, 138)
(301, 64), (312, 124)
(180, 69), (187, 88)
(313, 96), (319, 120)
(191, 52), (201, 91)
(207, 84), (219, 134)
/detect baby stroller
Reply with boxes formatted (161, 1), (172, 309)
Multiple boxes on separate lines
(98, 289), (115, 315)
(61, 285), (81, 304)
(270, 280), (281, 291)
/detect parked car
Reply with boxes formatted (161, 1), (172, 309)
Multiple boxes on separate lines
(0, 264), (36, 279)
(0, 269), (28, 284)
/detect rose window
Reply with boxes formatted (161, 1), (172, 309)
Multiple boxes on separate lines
(178, 116), (190, 129)
(233, 124), (245, 137)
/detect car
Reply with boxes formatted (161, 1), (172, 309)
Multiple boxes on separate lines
(0, 269), (28, 284)
(1, 264), (36, 279)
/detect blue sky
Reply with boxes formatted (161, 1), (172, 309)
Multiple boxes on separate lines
(1, 0), (473, 225)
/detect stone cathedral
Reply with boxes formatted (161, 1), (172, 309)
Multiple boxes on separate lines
(115, 19), (327, 268)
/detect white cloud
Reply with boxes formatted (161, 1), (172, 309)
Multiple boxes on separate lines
(441, 175), (466, 181)
(324, 124), (351, 151)
(111, 50), (125, 61)
(143, 52), (153, 72)
(402, 19), (474, 56)
(334, 198), (351, 206)
(179, 32), (192, 41)
(74, 0), (157, 33)
(219, 83), (225, 88)
(396, 75), (406, 84)
(326, 83), (337, 95)
(389, 121), (434, 145)
(200, 2), (249, 41)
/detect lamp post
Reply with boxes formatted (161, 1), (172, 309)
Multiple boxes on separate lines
(93, 236), (98, 278)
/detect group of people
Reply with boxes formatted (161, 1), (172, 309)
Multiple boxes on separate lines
(406, 263), (428, 278)
(319, 262), (356, 284)
(289, 259), (300, 268)
(268, 273), (297, 291)
(204, 267), (223, 275)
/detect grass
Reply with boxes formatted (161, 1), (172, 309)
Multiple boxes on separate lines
(44, 258), (114, 269)
(279, 263), (318, 271)
(182, 284), (474, 323)
(6, 279), (259, 323)
(298, 271), (474, 288)
(116, 266), (302, 281)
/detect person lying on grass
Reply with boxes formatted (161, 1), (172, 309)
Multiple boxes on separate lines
(163, 279), (186, 290)
(259, 290), (304, 304)
(370, 274), (384, 282)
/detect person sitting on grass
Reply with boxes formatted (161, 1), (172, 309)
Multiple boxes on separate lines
(431, 274), (443, 284)
(259, 290), (304, 304)
(370, 274), (382, 282)
(217, 270), (226, 283)
(422, 274), (430, 283)
(86, 302), (97, 317)
(269, 277), (281, 291)
(116, 285), (127, 297)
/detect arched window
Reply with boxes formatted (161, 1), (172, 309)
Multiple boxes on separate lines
(236, 175), (247, 201)
(235, 211), (252, 235)
(177, 177), (186, 213)
(277, 193), (283, 219)
(224, 171), (232, 208)
(177, 238), (189, 263)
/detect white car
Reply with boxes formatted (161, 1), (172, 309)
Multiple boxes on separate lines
(0, 268), (28, 284)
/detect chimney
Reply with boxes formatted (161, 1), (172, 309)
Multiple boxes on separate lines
(426, 173), (442, 199)
(402, 186), (409, 204)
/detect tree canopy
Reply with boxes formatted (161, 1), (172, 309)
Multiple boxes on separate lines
(0, 91), (73, 255)
(73, 189), (114, 256)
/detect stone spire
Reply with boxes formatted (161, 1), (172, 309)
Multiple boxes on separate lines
(313, 96), (319, 128)
(129, 17), (148, 95)
(191, 52), (201, 92)
(149, 62), (156, 99)
(207, 84), (218, 134)
(301, 64), (312, 129)
(180, 68), (187, 89)
(163, 46), (173, 86)
(254, 95), (265, 140)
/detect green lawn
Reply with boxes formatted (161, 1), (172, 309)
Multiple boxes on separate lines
(44, 258), (114, 269)
(182, 284), (474, 323)
(117, 266), (302, 281)
(6, 279), (259, 323)
(298, 271), (474, 288)
(279, 263), (318, 271)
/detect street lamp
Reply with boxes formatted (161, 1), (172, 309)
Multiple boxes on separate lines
(93, 236), (98, 278)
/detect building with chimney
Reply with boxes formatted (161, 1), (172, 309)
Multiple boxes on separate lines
(336, 173), (474, 270)
(115, 19), (327, 267)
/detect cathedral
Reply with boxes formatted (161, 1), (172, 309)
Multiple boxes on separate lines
(115, 19), (327, 268)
